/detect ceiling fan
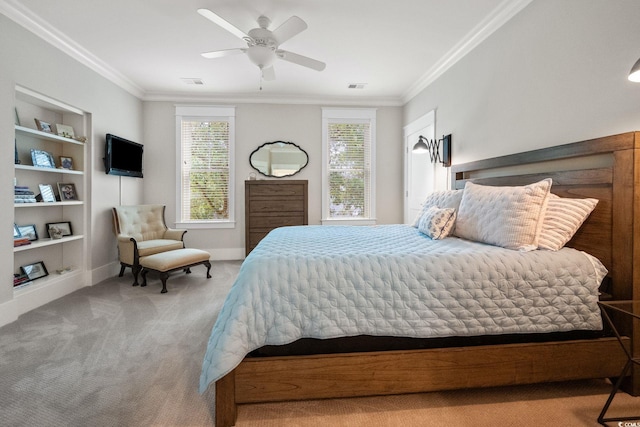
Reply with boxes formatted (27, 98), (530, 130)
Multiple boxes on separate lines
(197, 8), (326, 82)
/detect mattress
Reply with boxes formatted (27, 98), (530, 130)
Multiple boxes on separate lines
(200, 224), (607, 392)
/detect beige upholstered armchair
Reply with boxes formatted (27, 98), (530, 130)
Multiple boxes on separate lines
(112, 205), (187, 286)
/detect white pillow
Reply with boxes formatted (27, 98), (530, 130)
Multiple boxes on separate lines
(412, 189), (463, 227)
(417, 206), (457, 240)
(454, 178), (552, 251)
(538, 194), (598, 251)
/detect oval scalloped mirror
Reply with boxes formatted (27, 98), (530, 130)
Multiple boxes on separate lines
(249, 141), (308, 178)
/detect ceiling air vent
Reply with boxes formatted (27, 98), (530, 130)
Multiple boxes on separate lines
(347, 83), (367, 89)
(181, 78), (204, 85)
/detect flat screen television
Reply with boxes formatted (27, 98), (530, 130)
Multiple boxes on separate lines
(104, 133), (143, 178)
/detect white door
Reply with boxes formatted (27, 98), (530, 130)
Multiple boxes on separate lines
(404, 111), (435, 224)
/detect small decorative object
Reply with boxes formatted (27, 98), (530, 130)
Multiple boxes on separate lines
(13, 224), (21, 238)
(59, 156), (73, 170)
(57, 183), (78, 201)
(31, 149), (55, 168)
(38, 184), (56, 202)
(73, 136), (87, 143)
(56, 124), (75, 138)
(13, 273), (31, 287)
(46, 221), (72, 237)
(34, 118), (53, 133)
(21, 261), (48, 281)
(17, 224), (38, 241)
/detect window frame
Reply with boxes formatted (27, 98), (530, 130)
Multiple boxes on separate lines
(175, 105), (236, 229)
(321, 107), (377, 225)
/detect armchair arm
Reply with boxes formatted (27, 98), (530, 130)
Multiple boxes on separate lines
(164, 228), (187, 241)
(116, 234), (139, 266)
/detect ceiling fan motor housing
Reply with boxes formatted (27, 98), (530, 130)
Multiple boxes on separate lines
(247, 26), (277, 68)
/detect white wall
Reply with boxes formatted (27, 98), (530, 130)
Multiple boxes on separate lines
(143, 102), (403, 258)
(404, 0), (640, 165)
(0, 16), (144, 313)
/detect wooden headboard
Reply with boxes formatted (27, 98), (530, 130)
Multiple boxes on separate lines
(451, 132), (640, 302)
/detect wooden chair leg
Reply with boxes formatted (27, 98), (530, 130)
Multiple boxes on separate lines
(205, 261), (212, 278)
(132, 265), (141, 286)
(118, 264), (126, 277)
(141, 269), (148, 287)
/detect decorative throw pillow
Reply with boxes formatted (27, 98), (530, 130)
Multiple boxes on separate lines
(412, 189), (464, 227)
(454, 178), (552, 251)
(538, 194), (598, 251)
(418, 206), (457, 240)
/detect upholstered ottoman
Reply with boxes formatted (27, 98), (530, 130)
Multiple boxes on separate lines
(139, 248), (211, 293)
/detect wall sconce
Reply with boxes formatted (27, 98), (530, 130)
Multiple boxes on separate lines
(629, 57), (640, 82)
(413, 134), (452, 167)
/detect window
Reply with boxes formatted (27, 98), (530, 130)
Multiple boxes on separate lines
(322, 108), (376, 224)
(175, 106), (235, 228)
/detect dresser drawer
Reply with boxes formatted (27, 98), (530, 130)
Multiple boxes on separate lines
(250, 199), (305, 213)
(250, 215), (305, 229)
(250, 183), (305, 197)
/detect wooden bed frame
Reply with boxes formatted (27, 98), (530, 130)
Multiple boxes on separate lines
(214, 132), (640, 426)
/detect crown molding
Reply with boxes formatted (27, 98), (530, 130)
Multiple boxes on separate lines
(1, 0), (145, 99)
(402, 0), (534, 103)
(143, 91), (404, 107)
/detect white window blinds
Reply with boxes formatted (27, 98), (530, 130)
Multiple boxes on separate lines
(176, 106), (235, 226)
(322, 108), (376, 223)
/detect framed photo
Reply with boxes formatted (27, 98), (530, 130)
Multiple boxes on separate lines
(13, 224), (21, 238)
(17, 224), (38, 241)
(56, 124), (75, 139)
(38, 184), (56, 202)
(31, 149), (55, 168)
(21, 261), (48, 281)
(34, 118), (53, 133)
(60, 156), (74, 170)
(46, 221), (72, 237)
(57, 183), (78, 201)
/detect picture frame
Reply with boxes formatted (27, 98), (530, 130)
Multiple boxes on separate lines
(13, 224), (21, 238)
(57, 183), (78, 201)
(59, 156), (74, 170)
(31, 149), (55, 168)
(56, 124), (75, 139)
(46, 221), (72, 237)
(38, 184), (56, 202)
(21, 261), (48, 281)
(17, 224), (38, 241)
(34, 118), (53, 133)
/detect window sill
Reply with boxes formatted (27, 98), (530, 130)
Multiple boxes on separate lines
(174, 221), (235, 229)
(321, 218), (376, 226)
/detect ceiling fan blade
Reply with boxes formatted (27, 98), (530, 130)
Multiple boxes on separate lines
(201, 48), (247, 59)
(261, 66), (276, 81)
(197, 8), (251, 41)
(277, 50), (326, 71)
(272, 16), (307, 44)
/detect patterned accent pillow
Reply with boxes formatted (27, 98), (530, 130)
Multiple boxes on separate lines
(417, 206), (457, 240)
(412, 189), (464, 227)
(454, 178), (552, 251)
(538, 194), (598, 251)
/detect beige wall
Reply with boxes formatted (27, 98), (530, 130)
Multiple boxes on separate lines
(404, 0), (640, 165)
(143, 102), (403, 258)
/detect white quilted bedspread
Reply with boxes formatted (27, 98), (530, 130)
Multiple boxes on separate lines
(199, 224), (606, 392)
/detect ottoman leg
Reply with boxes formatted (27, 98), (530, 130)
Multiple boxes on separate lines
(160, 272), (169, 293)
(132, 265), (141, 287)
(205, 261), (212, 279)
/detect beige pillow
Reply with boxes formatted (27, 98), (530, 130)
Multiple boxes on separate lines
(454, 178), (552, 251)
(417, 206), (457, 240)
(412, 189), (463, 227)
(538, 194), (598, 251)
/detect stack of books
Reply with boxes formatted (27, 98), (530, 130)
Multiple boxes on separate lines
(13, 236), (31, 247)
(14, 185), (36, 203)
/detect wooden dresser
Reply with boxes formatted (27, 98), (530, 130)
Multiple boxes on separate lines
(245, 180), (308, 256)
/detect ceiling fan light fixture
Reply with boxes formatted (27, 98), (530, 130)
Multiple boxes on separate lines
(629, 57), (640, 82)
(247, 45), (276, 68)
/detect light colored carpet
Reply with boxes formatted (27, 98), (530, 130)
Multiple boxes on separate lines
(0, 260), (637, 426)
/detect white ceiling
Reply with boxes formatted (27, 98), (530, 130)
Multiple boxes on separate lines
(3, 0), (532, 104)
